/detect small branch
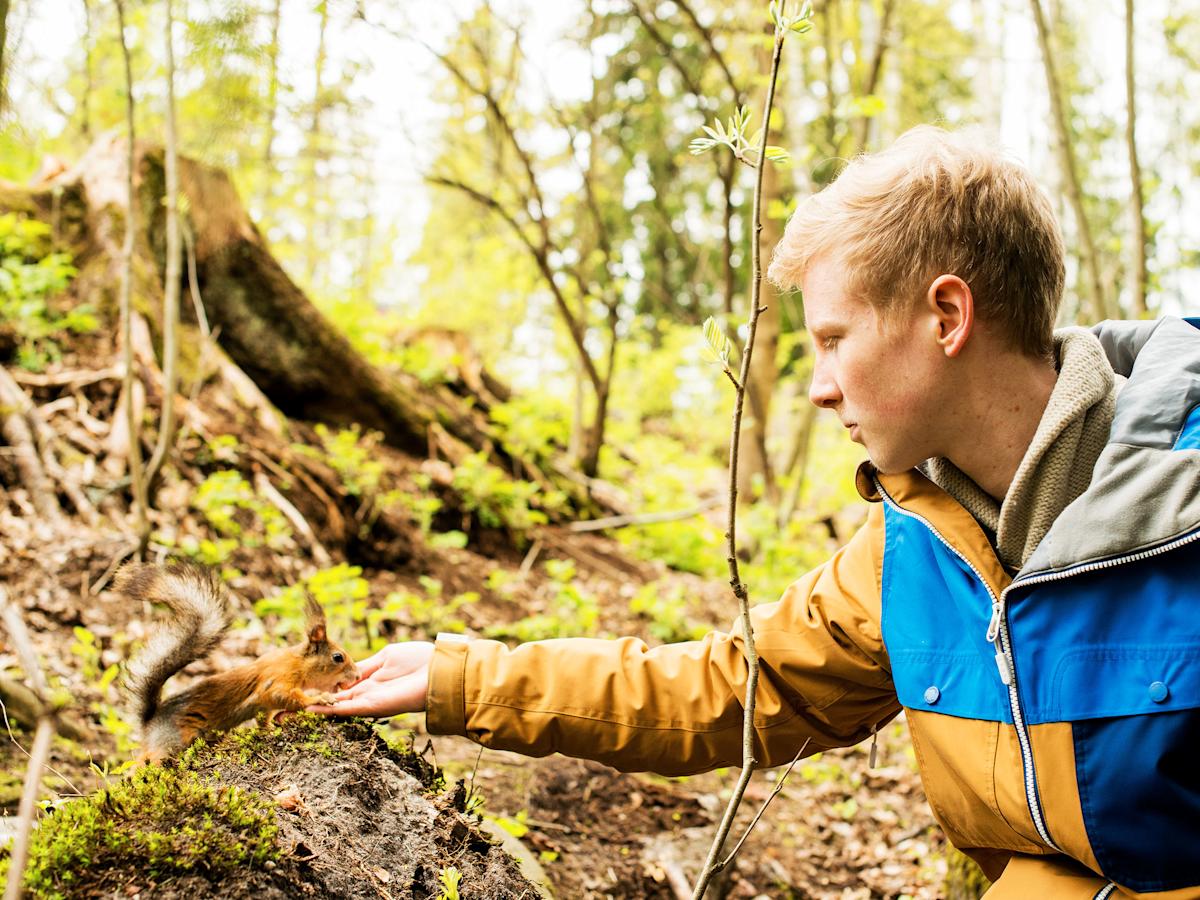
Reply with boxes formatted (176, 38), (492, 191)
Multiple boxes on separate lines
(692, 12), (792, 899)
(427, 174), (604, 394)
(253, 470), (332, 567)
(567, 499), (721, 533)
(717, 738), (810, 869)
(675, 0), (743, 105)
(9, 366), (124, 389)
(0, 586), (59, 900)
(0, 367), (64, 523)
(518, 539), (544, 577)
(0, 676), (92, 743)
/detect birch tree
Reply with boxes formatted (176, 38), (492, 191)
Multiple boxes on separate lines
(1029, 0), (1108, 322)
(144, 0), (183, 520)
(1124, 0), (1148, 316)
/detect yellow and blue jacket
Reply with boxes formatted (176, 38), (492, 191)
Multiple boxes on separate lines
(427, 316), (1200, 897)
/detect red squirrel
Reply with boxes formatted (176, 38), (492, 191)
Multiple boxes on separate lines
(120, 561), (359, 762)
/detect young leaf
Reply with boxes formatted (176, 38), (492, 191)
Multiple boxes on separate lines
(702, 316), (734, 368)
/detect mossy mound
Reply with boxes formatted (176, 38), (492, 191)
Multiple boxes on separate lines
(4, 716), (539, 899)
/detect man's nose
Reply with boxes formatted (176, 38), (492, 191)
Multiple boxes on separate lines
(808, 365), (842, 409)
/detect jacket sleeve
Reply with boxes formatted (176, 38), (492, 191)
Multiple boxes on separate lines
(425, 503), (899, 775)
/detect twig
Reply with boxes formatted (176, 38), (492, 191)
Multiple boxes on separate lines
(0, 676), (92, 743)
(20, 389), (101, 526)
(89, 539), (138, 596)
(692, 8), (797, 898)
(0, 586), (60, 900)
(518, 538), (543, 577)
(253, 470), (333, 566)
(464, 744), (485, 814)
(9, 366), (124, 389)
(0, 367), (64, 523)
(1, 701), (84, 798)
(537, 529), (629, 582)
(566, 499), (721, 532)
(717, 738), (810, 868)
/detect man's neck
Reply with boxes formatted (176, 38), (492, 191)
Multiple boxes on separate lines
(944, 351), (1060, 503)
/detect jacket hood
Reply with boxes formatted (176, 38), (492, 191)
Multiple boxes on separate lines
(1021, 316), (1200, 575)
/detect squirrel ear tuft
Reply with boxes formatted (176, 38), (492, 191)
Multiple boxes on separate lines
(307, 621), (328, 646)
(304, 592), (327, 646)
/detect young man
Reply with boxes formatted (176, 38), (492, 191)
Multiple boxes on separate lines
(312, 127), (1200, 898)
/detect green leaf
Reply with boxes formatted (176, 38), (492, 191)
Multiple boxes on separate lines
(702, 316), (733, 367)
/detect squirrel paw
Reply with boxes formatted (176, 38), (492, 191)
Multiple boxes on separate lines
(307, 691), (338, 706)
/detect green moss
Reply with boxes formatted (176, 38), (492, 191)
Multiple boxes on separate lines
(13, 765), (279, 898)
(197, 713), (346, 766)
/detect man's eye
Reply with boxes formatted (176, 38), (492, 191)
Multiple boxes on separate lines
(822, 336), (840, 349)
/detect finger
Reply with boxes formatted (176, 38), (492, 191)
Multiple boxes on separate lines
(331, 681), (371, 703)
(309, 673), (425, 718)
(353, 651), (387, 680)
(307, 694), (385, 717)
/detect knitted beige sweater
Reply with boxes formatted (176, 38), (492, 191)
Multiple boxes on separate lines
(925, 328), (1122, 572)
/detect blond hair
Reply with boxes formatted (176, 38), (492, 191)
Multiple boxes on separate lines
(768, 126), (1064, 358)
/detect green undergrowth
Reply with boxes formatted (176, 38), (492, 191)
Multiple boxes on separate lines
(1, 765), (279, 898)
(1, 715), (442, 898)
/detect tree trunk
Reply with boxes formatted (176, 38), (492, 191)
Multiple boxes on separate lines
(114, 0), (148, 547)
(81, 0), (93, 139)
(0, 0), (10, 118)
(259, 0), (282, 213)
(304, 1), (330, 289)
(736, 144), (780, 505)
(10, 136), (610, 520)
(1028, 0), (1108, 323)
(145, 0), (182, 505)
(852, 0), (897, 153)
(1124, 0), (1148, 317)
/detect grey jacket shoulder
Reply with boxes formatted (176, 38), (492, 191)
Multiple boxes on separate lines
(1021, 317), (1200, 575)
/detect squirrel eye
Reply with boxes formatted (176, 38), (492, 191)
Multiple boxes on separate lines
(332, 652), (344, 663)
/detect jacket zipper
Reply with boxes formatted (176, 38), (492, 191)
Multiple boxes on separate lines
(876, 480), (1055, 843)
(988, 525), (1200, 842)
(878, 474), (1200, 854)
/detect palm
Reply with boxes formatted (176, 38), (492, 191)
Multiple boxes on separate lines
(307, 642), (435, 718)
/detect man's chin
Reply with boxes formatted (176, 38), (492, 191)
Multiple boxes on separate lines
(866, 449), (921, 475)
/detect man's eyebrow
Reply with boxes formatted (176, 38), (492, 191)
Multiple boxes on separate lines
(807, 319), (843, 334)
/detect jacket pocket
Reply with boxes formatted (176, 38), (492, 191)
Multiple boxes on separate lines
(1072, 706), (1200, 891)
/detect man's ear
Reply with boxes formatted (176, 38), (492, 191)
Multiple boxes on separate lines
(926, 274), (974, 358)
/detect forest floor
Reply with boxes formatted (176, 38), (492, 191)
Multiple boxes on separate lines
(0, 469), (951, 898)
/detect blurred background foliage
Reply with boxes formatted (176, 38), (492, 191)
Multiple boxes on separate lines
(0, 0), (1196, 609)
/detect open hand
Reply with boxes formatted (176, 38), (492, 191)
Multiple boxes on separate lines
(306, 641), (435, 718)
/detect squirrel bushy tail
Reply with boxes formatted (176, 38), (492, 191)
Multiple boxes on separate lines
(119, 561), (231, 726)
